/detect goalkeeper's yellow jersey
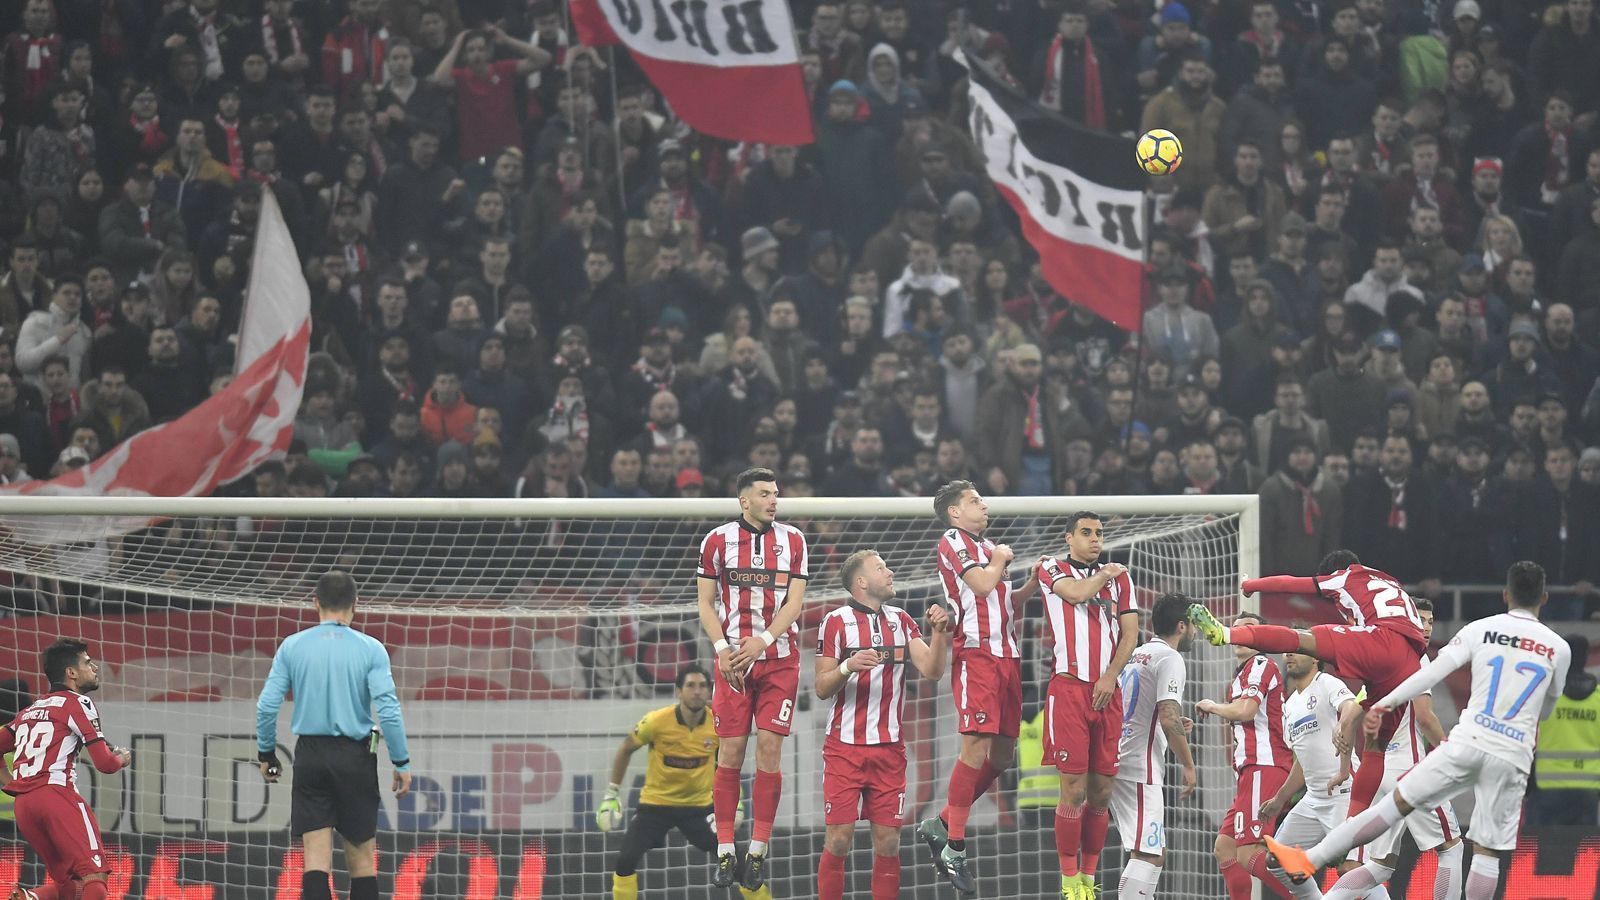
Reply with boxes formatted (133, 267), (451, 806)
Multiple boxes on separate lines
(631, 704), (716, 807)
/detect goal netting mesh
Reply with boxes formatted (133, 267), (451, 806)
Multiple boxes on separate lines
(0, 495), (1255, 899)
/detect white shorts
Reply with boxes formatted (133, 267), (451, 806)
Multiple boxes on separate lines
(1276, 789), (1352, 846)
(1395, 741), (1524, 852)
(1111, 778), (1165, 854)
(1368, 754), (1461, 857)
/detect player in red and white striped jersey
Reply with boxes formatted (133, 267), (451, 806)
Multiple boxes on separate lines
(1037, 511), (1141, 900)
(1196, 612), (1294, 900)
(695, 467), (810, 891)
(917, 481), (1037, 896)
(815, 549), (952, 900)
(0, 639), (130, 900)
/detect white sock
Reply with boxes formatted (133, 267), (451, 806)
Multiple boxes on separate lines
(1464, 853), (1499, 900)
(1308, 794), (1404, 869)
(718, 842), (736, 857)
(1434, 843), (1464, 900)
(1324, 862), (1392, 900)
(1118, 859), (1161, 899)
(748, 840), (768, 857)
(1222, 625), (1233, 642)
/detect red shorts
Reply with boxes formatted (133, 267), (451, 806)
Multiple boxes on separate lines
(1221, 764), (1291, 846)
(12, 785), (111, 884)
(1311, 623), (1424, 742)
(951, 650), (1022, 737)
(822, 740), (907, 826)
(1043, 675), (1123, 776)
(712, 655), (800, 737)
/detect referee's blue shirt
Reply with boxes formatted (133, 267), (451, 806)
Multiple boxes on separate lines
(256, 619), (410, 770)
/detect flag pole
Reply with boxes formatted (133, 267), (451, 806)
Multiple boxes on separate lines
(1125, 179), (1154, 458)
(607, 47), (628, 219)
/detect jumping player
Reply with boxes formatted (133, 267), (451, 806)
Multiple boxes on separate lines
(1266, 562), (1569, 900)
(1189, 550), (1428, 818)
(918, 480), (1037, 894)
(1195, 612), (1293, 900)
(594, 665), (770, 900)
(696, 467), (809, 890)
(0, 639), (131, 900)
(1036, 511), (1139, 900)
(816, 550), (952, 900)
(1111, 593), (1199, 900)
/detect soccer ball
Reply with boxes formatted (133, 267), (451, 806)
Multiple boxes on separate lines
(1137, 129), (1184, 176)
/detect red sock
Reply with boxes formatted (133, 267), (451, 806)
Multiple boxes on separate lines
(818, 848), (846, 900)
(1055, 803), (1084, 877)
(1245, 848), (1294, 899)
(1228, 624), (1305, 654)
(1220, 859), (1254, 900)
(1080, 804), (1110, 875)
(714, 766), (742, 844)
(78, 883), (109, 900)
(1348, 748), (1386, 815)
(972, 757), (1005, 801)
(871, 853), (900, 899)
(751, 769), (782, 844)
(941, 758), (983, 841)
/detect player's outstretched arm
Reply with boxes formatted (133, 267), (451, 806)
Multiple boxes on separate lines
(1241, 575), (1320, 596)
(908, 605), (952, 681)
(1156, 700), (1197, 799)
(597, 732), (642, 832)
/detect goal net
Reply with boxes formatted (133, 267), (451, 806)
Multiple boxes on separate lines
(0, 494), (1256, 899)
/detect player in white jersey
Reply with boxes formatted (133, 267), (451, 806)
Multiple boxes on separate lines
(1111, 593), (1198, 900)
(1267, 562), (1572, 900)
(696, 467), (810, 890)
(815, 549), (952, 900)
(1259, 649), (1366, 900)
(1316, 598), (1465, 900)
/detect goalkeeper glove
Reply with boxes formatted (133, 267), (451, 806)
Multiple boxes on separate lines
(596, 783), (624, 832)
(707, 800), (745, 830)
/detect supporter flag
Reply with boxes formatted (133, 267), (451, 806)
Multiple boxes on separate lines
(569, 0), (814, 145)
(961, 53), (1145, 330)
(1, 191), (311, 528)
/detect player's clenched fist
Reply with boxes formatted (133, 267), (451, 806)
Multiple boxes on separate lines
(927, 603), (951, 633)
(992, 543), (1015, 565)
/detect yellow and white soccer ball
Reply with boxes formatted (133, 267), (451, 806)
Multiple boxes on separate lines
(1137, 129), (1184, 176)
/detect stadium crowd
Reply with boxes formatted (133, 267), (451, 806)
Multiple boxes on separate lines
(0, 0), (1598, 614)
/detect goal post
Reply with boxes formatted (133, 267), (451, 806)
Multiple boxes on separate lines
(0, 494), (1257, 899)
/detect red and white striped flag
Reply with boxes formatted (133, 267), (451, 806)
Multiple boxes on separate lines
(570, 0), (814, 145)
(4, 190), (311, 511)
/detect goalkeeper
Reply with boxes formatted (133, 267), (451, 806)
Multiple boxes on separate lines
(597, 664), (770, 900)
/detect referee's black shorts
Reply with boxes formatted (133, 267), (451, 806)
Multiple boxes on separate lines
(614, 803), (715, 876)
(292, 735), (380, 842)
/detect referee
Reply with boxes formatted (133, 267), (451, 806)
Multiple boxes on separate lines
(597, 665), (769, 899)
(256, 571), (412, 900)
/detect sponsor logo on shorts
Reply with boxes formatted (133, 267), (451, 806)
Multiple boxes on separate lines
(1251, 824), (1262, 838)
(825, 802), (833, 816)
(93, 854), (102, 867)
(1055, 750), (1070, 764)
(974, 711), (987, 725)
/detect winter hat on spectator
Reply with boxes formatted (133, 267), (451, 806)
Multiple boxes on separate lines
(1457, 252), (1487, 274)
(436, 441), (468, 478)
(0, 435), (19, 459)
(659, 307), (690, 329)
(1273, 329), (1302, 349)
(828, 80), (860, 97)
(656, 138), (686, 158)
(807, 230), (843, 259)
(1333, 331), (1365, 354)
(1161, 2), (1192, 25)
(1279, 212), (1308, 235)
(1216, 416), (1247, 436)
(676, 468), (705, 489)
(1458, 436), (1491, 454)
(1472, 157), (1503, 178)
(1453, 0), (1480, 19)
(946, 191), (982, 220)
(57, 446), (89, 467)
(558, 324), (589, 345)
(1373, 329), (1403, 352)
(1384, 387), (1416, 409)
(1507, 320), (1540, 343)
(742, 226), (780, 259)
(1284, 434), (1319, 457)
(1580, 447), (1600, 468)
(402, 240), (428, 261)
